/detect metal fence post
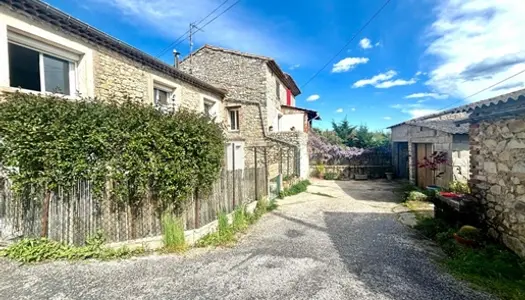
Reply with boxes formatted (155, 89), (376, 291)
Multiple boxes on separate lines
(232, 143), (236, 208)
(254, 148), (258, 201)
(264, 147), (268, 197)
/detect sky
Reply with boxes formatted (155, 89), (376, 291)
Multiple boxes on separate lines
(47, 0), (525, 130)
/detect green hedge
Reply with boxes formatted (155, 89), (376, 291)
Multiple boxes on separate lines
(0, 92), (225, 211)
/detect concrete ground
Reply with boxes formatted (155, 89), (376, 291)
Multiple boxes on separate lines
(0, 179), (493, 300)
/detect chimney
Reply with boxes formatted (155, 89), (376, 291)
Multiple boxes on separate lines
(173, 49), (180, 68)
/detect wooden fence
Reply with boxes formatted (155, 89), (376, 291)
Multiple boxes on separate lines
(310, 150), (392, 179)
(0, 166), (267, 245)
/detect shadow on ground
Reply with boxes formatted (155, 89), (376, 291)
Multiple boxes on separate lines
(332, 180), (403, 202)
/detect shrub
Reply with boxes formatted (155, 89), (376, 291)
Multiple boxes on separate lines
(161, 214), (186, 252)
(0, 93), (225, 218)
(315, 164), (325, 177)
(447, 181), (471, 194)
(324, 172), (339, 180)
(0, 233), (144, 263)
(406, 191), (428, 202)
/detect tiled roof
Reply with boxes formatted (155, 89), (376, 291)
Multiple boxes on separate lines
(185, 45), (302, 96)
(389, 88), (525, 128)
(1, 0), (226, 97)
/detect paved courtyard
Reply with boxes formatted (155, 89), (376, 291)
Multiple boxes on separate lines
(0, 180), (493, 300)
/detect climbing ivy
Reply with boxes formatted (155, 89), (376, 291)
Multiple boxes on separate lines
(0, 92), (225, 211)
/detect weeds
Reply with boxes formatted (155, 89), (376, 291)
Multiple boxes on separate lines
(197, 198), (277, 248)
(161, 214), (186, 253)
(279, 180), (311, 198)
(0, 232), (145, 263)
(414, 217), (525, 300)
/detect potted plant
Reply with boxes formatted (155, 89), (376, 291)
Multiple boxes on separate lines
(453, 225), (481, 246)
(315, 163), (325, 179)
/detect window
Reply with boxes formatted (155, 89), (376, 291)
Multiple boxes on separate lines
(204, 102), (213, 117)
(154, 87), (170, 106)
(229, 108), (240, 131)
(8, 42), (75, 95)
(275, 79), (280, 100)
(203, 98), (217, 118)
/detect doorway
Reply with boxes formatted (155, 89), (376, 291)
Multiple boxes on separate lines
(415, 143), (434, 189)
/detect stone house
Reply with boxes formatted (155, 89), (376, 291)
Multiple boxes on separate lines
(179, 45), (320, 179)
(390, 111), (470, 188)
(459, 88), (525, 257)
(0, 0), (225, 124)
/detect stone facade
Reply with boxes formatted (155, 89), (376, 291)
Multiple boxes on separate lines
(179, 46), (309, 176)
(391, 124), (469, 187)
(93, 49), (222, 115)
(469, 118), (525, 257)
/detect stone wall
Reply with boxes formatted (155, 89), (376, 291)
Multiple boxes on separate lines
(469, 117), (525, 257)
(265, 65), (289, 130)
(268, 131), (308, 179)
(93, 50), (220, 114)
(179, 48), (267, 104)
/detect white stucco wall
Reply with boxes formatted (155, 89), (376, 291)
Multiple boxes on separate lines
(280, 114), (303, 132)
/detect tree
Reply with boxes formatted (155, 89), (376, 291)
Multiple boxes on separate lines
(331, 117), (356, 147)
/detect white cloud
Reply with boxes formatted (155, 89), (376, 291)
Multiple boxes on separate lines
(359, 38), (373, 49)
(405, 92), (449, 100)
(351, 107), (356, 111)
(383, 116), (392, 120)
(290, 64), (301, 70)
(353, 70), (397, 88)
(415, 71), (423, 76)
(88, 0), (300, 62)
(390, 104), (403, 109)
(404, 109), (441, 118)
(332, 57), (369, 73)
(425, 0), (525, 102)
(375, 79), (417, 89)
(306, 94), (320, 101)
(336, 108), (344, 113)
(353, 70), (417, 88)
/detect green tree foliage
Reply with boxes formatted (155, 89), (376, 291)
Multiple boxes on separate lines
(0, 92), (225, 211)
(320, 118), (390, 149)
(331, 117), (357, 144)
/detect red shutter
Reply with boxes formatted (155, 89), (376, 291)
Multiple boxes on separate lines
(286, 89), (292, 106)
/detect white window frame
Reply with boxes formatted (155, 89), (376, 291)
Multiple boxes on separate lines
(228, 108), (240, 131)
(202, 96), (219, 120)
(153, 82), (176, 112)
(7, 31), (79, 96)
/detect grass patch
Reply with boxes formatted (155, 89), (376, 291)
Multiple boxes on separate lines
(415, 217), (525, 300)
(161, 214), (186, 253)
(279, 180), (311, 198)
(196, 198), (277, 248)
(0, 232), (145, 263)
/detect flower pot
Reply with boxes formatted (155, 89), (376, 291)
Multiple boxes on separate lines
(453, 233), (477, 247)
(355, 174), (368, 180)
(385, 172), (393, 180)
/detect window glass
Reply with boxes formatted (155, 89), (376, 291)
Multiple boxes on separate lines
(154, 88), (169, 105)
(229, 109), (239, 130)
(8, 43), (40, 91)
(44, 54), (70, 95)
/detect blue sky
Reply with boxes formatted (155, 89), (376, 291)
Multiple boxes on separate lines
(48, 0), (525, 130)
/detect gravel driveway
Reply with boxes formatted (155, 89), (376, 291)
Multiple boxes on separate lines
(0, 180), (493, 300)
